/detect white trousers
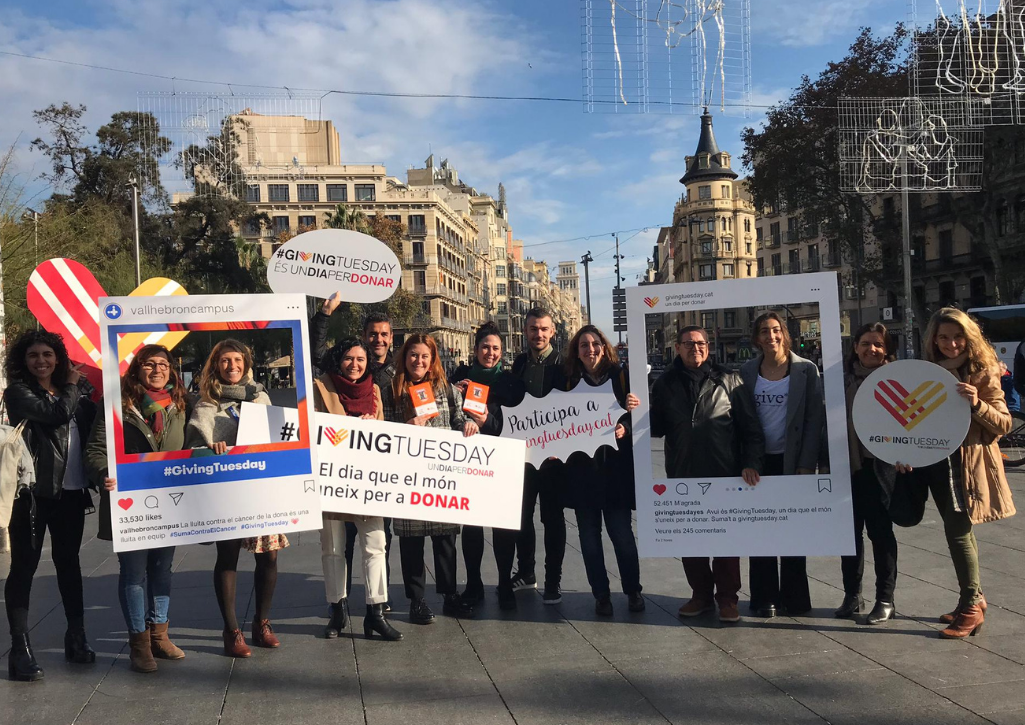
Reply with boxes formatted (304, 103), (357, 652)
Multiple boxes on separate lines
(321, 515), (388, 605)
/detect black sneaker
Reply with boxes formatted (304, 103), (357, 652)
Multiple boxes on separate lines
(409, 598), (435, 625)
(541, 584), (562, 605)
(498, 588), (518, 611)
(595, 596), (614, 616)
(442, 593), (475, 619)
(510, 572), (537, 591)
(628, 593), (646, 612)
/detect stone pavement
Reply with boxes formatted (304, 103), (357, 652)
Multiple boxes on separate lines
(2, 468), (1024, 725)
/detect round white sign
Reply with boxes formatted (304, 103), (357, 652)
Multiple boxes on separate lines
(852, 359), (971, 467)
(267, 229), (401, 302)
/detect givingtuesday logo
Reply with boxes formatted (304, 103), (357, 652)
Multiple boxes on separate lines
(644, 296), (660, 308)
(874, 378), (947, 431)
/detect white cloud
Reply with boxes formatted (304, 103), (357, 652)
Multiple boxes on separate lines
(753, 0), (889, 48)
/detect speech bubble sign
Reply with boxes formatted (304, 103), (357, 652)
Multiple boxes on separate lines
(852, 359), (970, 467)
(266, 229), (401, 302)
(499, 379), (622, 467)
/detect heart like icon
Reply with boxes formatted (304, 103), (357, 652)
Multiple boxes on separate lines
(653, 484), (667, 496)
(290, 518), (299, 524)
(117, 498), (134, 510)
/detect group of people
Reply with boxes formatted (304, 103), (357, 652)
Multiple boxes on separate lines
(1, 298), (1015, 683)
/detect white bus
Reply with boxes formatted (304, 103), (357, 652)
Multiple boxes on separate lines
(968, 304), (1025, 368)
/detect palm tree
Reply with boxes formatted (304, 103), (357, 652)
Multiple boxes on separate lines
(324, 203), (370, 233)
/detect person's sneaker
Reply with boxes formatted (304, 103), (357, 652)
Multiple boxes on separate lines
(628, 593), (646, 612)
(510, 572), (537, 591)
(678, 598), (713, 617)
(718, 602), (741, 623)
(595, 596), (614, 616)
(498, 588), (518, 611)
(541, 584), (562, 605)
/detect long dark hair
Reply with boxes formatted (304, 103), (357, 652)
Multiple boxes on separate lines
(846, 322), (895, 374)
(5, 330), (72, 387)
(324, 338), (371, 381)
(121, 345), (188, 412)
(752, 311), (791, 358)
(563, 324), (619, 384)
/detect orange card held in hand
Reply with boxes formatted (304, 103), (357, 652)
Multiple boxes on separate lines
(462, 382), (489, 415)
(409, 382), (439, 419)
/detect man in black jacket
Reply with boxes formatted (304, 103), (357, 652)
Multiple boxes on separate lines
(650, 326), (764, 623)
(509, 307), (566, 604)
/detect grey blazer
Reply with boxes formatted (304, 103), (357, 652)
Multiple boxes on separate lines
(740, 351), (824, 474)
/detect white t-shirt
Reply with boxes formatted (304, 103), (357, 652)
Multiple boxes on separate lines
(754, 375), (789, 455)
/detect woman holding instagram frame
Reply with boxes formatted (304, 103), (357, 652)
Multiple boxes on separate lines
(185, 339), (283, 658)
(312, 337), (401, 641)
(86, 344), (188, 673)
(739, 311), (824, 618)
(449, 322), (525, 611)
(381, 333), (479, 625)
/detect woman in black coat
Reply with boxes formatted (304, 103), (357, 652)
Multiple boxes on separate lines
(449, 323), (525, 611)
(4, 330), (96, 681)
(560, 325), (642, 617)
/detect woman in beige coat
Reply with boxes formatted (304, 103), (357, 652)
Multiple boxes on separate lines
(912, 308), (1016, 638)
(312, 338), (401, 641)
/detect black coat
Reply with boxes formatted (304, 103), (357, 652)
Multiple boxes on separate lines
(560, 365), (635, 511)
(650, 358), (764, 478)
(4, 380), (95, 500)
(510, 349), (565, 483)
(448, 365), (525, 437)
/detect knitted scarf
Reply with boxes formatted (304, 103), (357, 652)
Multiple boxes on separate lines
(329, 372), (377, 417)
(140, 387), (174, 442)
(219, 382), (264, 403)
(467, 360), (503, 385)
(936, 351), (970, 381)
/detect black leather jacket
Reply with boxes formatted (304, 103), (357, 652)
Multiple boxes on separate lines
(4, 379), (95, 500)
(650, 358), (764, 478)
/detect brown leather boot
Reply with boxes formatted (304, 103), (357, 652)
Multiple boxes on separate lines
(129, 630), (157, 673)
(939, 592), (987, 624)
(252, 619), (280, 648)
(222, 629), (252, 658)
(939, 604), (985, 639)
(149, 622), (185, 660)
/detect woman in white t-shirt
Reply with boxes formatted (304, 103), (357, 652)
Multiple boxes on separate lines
(739, 312), (825, 618)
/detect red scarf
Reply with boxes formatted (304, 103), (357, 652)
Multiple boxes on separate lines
(329, 373), (377, 417)
(141, 387), (174, 438)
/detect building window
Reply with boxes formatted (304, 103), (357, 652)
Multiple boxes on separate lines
(298, 215), (316, 229)
(327, 184), (348, 202)
(745, 241), (752, 254)
(354, 184), (376, 202)
(413, 271), (426, 290)
(408, 214), (426, 235)
(721, 153), (730, 168)
(496, 283), (507, 296)
(724, 311), (736, 327)
(756, 226), (763, 241)
(758, 257), (765, 276)
(746, 262), (752, 276)
(701, 311), (715, 329)
(272, 216), (289, 233)
(722, 239), (732, 252)
(498, 301), (508, 314)
(699, 264), (715, 280)
(708, 217), (715, 231)
(697, 219), (704, 232)
(699, 185), (711, 200)
(268, 184), (289, 203)
(496, 265), (506, 278)
(789, 248), (800, 272)
(722, 263), (735, 278)
(244, 219), (261, 235)
(721, 185), (730, 199)
(297, 183), (319, 202)
(701, 240), (713, 254)
(246, 185), (260, 203)
(498, 318), (509, 333)
(771, 253), (781, 275)
(939, 229), (954, 259)
(744, 218), (751, 233)
(699, 154), (710, 169)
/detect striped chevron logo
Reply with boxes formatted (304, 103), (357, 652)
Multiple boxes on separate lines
(874, 378), (947, 431)
(324, 427), (348, 446)
(298, 251), (313, 262)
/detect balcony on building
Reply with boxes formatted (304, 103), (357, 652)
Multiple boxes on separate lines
(764, 232), (781, 249)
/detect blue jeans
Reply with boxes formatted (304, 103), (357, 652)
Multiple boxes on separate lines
(118, 547), (175, 634)
(574, 508), (642, 599)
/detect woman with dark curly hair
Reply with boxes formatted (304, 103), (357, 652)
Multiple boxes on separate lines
(4, 330), (96, 681)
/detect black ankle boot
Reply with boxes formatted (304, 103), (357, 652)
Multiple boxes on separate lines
(364, 604), (402, 641)
(834, 594), (863, 619)
(8, 634), (44, 682)
(64, 628), (96, 664)
(324, 598), (349, 639)
(864, 601), (895, 625)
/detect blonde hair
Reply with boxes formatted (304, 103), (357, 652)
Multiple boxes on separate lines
(199, 339), (255, 403)
(923, 307), (998, 376)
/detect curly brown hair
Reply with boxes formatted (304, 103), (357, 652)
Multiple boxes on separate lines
(120, 345), (188, 411)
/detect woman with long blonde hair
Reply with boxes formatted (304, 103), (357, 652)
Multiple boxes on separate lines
(913, 308), (1016, 638)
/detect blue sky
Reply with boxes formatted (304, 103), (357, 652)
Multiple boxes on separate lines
(0, 0), (906, 333)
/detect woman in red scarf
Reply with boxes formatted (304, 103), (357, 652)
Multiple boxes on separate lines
(312, 338), (401, 641)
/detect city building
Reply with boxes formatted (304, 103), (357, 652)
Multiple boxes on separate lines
(556, 261), (586, 331)
(667, 110), (758, 363)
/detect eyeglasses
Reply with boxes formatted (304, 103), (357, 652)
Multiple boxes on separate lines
(678, 341), (708, 349)
(140, 362), (171, 372)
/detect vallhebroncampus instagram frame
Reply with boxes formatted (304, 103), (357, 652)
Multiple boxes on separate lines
(98, 293), (322, 552)
(626, 273), (855, 558)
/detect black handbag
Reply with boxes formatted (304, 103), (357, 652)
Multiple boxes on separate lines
(876, 460), (929, 527)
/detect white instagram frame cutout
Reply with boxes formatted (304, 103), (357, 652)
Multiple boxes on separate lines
(626, 273), (855, 557)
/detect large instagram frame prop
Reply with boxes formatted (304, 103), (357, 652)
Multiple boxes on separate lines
(99, 294), (322, 552)
(627, 273), (854, 557)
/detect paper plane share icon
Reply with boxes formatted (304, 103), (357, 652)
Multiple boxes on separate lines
(698, 483), (712, 494)
(169, 492), (184, 506)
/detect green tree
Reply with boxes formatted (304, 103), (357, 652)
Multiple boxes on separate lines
(324, 203), (370, 234)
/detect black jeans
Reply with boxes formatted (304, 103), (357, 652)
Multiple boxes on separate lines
(841, 465), (898, 603)
(399, 534), (457, 600)
(575, 508), (642, 599)
(344, 518), (392, 598)
(5, 491), (88, 634)
(748, 454), (811, 613)
(462, 525), (518, 594)
(517, 468), (566, 587)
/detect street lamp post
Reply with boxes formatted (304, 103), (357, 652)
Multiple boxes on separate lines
(128, 175), (141, 286)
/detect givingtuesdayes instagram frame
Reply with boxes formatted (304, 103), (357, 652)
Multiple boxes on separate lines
(626, 273), (855, 558)
(98, 293), (322, 552)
